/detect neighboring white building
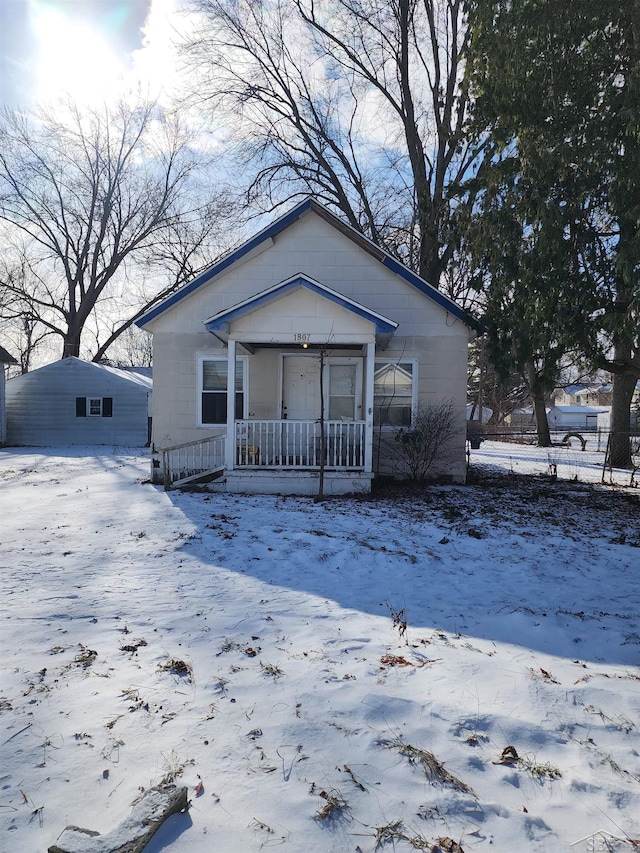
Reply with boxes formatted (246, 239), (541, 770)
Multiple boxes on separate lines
(466, 404), (493, 423)
(6, 357), (152, 446)
(0, 345), (18, 445)
(547, 404), (609, 431)
(137, 198), (475, 494)
(597, 408), (640, 432)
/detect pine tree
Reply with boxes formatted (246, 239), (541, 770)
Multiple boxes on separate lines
(466, 0), (640, 463)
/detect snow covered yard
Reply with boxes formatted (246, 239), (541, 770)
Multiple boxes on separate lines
(1, 442), (639, 852)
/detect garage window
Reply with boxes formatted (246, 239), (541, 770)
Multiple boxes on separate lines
(76, 397), (113, 417)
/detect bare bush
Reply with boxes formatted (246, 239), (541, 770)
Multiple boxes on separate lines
(382, 401), (458, 481)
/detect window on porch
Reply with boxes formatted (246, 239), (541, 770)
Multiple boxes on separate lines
(373, 361), (416, 426)
(199, 356), (247, 426)
(328, 363), (358, 420)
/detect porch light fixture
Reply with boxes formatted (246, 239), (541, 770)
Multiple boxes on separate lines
(302, 342), (309, 348)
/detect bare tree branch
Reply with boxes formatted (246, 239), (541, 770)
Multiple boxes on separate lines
(0, 98), (228, 364)
(185, 0), (480, 285)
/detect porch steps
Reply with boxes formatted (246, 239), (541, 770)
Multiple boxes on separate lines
(170, 466), (225, 489)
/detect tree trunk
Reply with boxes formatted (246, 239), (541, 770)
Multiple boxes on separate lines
(62, 330), (81, 359)
(525, 363), (551, 446)
(317, 350), (326, 501)
(609, 370), (636, 468)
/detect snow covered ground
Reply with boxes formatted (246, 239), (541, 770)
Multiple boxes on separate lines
(1, 441), (639, 853)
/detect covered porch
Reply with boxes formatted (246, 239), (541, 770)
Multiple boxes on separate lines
(162, 275), (398, 493)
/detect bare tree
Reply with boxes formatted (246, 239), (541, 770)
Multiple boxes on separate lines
(0, 255), (58, 371)
(89, 199), (232, 364)
(185, 0), (479, 285)
(109, 326), (154, 369)
(0, 98), (227, 364)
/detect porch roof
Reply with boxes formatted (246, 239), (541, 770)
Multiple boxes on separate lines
(203, 274), (399, 337)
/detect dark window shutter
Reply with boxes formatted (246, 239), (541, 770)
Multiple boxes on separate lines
(76, 397), (86, 417)
(102, 397), (113, 417)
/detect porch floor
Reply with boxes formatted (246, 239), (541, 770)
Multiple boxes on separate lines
(208, 468), (374, 496)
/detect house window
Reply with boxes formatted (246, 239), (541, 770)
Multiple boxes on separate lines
(328, 364), (358, 420)
(373, 361), (415, 426)
(199, 356), (246, 426)
(75, 397), (113, 418)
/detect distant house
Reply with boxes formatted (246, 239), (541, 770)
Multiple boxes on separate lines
(0, 345), (18, 445)
(136, 197), (474, 494)
(6, 357), (152, 446)
(553, 383), (613, 407)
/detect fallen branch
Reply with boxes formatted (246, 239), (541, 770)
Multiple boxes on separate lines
(48, 783), (188, 853)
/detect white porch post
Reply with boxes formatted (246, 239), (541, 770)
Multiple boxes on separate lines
(225, 338), (237, 470)
(364, 340), (375, 473)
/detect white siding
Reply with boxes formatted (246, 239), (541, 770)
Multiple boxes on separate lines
(6, 358), (151, 446)
(0, 367), (7, 444)
(145, 208), (471, 484)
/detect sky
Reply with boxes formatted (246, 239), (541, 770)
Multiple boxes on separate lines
(0, 0), (181, 107)
(1, 440), (639, 852)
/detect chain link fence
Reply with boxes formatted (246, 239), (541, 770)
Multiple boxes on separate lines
(466, 424), (640, 486)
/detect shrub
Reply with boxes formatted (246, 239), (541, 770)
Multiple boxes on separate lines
(384, 400), (457, 481)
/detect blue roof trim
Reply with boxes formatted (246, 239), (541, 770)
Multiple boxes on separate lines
(136, 196), (474, 328)
(137, 200), (314, 326)
(381, 257), (466, 322)
(204, 276), (398, 335)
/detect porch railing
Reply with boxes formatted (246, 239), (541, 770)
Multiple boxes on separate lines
(162, 433), (226, 489)
(235, 419), (366, 469)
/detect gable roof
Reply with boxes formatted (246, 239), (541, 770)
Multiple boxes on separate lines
(204, 274), (398, 336)
(136, 198), (473, 328)
(7, 357), (153, 390)
(0, 345), (18, 364)
(549, 404), (610, 414)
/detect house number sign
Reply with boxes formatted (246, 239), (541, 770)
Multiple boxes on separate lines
(294, 333), (310, 343)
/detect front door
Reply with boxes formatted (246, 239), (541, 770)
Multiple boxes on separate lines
(281, 356), (321, 463)
(282, 355), (321, 420)
(282, 356), (363, 420)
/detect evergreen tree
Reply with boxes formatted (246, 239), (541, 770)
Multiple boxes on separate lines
(466, 0), (640, 463)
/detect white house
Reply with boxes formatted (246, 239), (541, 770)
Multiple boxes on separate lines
(137, 198), (474, 495)
(553, 382), (613, 407)
(0, 345), (18, 445)
(6, 357), (152, 447)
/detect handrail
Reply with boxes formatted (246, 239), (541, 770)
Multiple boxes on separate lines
(162, 433), (226, 489)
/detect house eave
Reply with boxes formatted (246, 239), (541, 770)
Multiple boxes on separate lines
(135, 197), (474, 329)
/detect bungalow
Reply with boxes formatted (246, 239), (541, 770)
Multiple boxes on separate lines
(137, 198), (474, 495)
